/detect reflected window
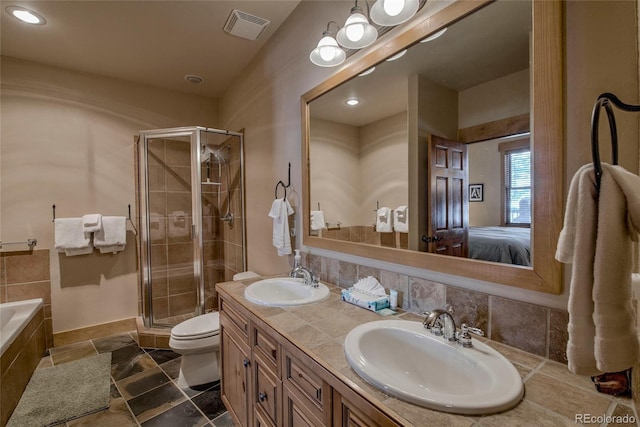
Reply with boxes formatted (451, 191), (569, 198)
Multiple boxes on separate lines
(500, 139), (531, 226)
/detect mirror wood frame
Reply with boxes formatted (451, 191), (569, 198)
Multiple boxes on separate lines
(301, 0), (563, 294)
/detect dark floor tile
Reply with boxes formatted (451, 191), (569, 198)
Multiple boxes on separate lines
(117, 366), (171, 399)
(141, 400), (209, 427)
(147, 348), (181, 365)
(191, 386), (226, 420)
(127, 381), (187, 423)
(160, 357), (182, 380)
(212, 411), (234, 427)
(93, 333), (136, 353)
(180, 380), (220, 398)
(111, 343), (158, 381)
(110, 381), (122, 399)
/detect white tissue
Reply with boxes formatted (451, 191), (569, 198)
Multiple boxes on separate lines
(352, 276), (386, 296)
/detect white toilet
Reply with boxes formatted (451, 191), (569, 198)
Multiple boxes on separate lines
(169, 311), (221, 387)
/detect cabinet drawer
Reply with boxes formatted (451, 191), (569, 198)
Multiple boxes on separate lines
(283, 352), (326, 415)
(252, 323), (279, 372)
(220, 297), (249, 338)
(254, 354), (280, 425)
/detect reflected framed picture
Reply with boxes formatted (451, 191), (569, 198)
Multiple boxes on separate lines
(469, 184), (484, 202)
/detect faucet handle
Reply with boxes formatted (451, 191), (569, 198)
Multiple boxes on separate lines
(458, 323), (485, 348)
(462, 324), (484, 336)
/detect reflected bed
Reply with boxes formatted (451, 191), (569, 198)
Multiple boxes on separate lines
(468, 226), (531, 266)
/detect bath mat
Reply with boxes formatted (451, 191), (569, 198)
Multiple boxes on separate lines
(7, 352), (112, 427)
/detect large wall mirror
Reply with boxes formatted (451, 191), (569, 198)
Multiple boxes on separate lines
(302, 0), (563, 294)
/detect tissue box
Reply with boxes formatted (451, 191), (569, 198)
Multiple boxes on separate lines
(341, 288), (390, 312)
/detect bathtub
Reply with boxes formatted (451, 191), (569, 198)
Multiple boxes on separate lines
(0, 298), (44, 355)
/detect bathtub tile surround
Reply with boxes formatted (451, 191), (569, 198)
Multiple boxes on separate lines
(304, 252), (569, 362)
(0, 249), (53, 348)
(18, 331), (233, 426)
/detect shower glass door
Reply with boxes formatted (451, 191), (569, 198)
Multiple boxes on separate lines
(139, 128), (204, 327)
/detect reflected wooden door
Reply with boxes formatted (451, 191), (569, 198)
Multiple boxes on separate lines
(426, 135), (469, 257)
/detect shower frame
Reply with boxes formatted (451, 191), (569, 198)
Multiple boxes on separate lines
(137, 126), (245, 328)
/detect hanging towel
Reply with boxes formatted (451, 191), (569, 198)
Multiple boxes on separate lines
(94, 216), (127, 254)
(376, 207), (393, 233)
(269, 198), (294, 256)
(394, 206), (409, 233)
(55, 218), (91, 252)
(81, 213), (102, 233)
(168, 210), (189, 239)
(556, 163), (640, 375)
(64, 246), (94, 256)
(310, 210), (326, 231)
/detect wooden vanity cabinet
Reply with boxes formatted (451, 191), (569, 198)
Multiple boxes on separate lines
(220, 294), (399, 427)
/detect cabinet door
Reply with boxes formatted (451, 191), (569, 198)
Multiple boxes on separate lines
(221, 323), (251, 427)
(253, 352), (281, 426)
(283, 348), (330, 424)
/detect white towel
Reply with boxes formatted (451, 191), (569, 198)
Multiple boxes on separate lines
(65, 246), (94, 257)
(94, 216), (127, 253)
(55, 218), (91, 250)
(556, 163), (640, 375)
(81, 213), (102, 233)
(376, 207), (393, 233)
(310, 210), (326, 231)
(394, 206), (409, 233)
(269, 198), (294, 256)
(168, 210), (189, 238)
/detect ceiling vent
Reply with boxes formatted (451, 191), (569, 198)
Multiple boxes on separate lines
(224, 10), (270, 41)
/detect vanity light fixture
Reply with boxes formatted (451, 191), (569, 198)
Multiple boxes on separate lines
(421, 27), (447, 43)
(345, 98), (360, 106)
(5, 5), (46, 25)
(370, 0), (418, 26)
(336, 0), (378, 49)
(385, 49), (407, 61)
(310, 21), (346, 67)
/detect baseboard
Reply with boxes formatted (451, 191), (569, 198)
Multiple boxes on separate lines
(53, 317), (137, 347)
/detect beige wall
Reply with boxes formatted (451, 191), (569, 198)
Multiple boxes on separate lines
(1, 56), (218, 333)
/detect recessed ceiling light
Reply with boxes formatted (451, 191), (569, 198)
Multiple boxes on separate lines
(184, 74), (204, 84)
(359, 67), (376, 77)
(345, 98), (360, 106)
(5, 6), (46, 25)
(386, 49), (407, 62)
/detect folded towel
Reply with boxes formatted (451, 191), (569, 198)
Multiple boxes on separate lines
(55, 218), (91, 250)
(94, 216), (127, 253)
(64, 245), (94, 257)
(81, 213), (102, 233)
(394, 206), (408, 233)
(269, 198), (294, 256)
(98, 244), (126, 254)
(556, 163), (640, 375)
(310, 210), (326, 231)
(376, 207), (393, 233)
(168, 211), (189, 238)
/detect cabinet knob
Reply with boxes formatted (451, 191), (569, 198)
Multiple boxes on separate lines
(243, 359), (250, 368)
(259, 391), (267, 402)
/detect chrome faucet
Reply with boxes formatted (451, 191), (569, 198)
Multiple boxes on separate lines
(289, 266), (319, 287)
(423, 308), (457, 342)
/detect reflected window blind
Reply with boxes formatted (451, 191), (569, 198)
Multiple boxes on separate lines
(504, 148), (531, 225)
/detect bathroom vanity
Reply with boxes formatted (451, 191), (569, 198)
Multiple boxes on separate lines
(217, 279), (627, 426)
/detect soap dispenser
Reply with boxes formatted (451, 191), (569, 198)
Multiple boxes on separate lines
(293, 249), (301, 269)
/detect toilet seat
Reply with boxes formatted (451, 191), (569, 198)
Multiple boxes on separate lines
(170, 312), (220, 341)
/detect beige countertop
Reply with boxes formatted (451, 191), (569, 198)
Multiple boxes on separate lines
(217, 278), (636, 427)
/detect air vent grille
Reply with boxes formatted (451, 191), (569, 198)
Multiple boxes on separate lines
(223, 9), (270, 41)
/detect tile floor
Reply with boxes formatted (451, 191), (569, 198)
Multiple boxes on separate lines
(34, 331), (233, 427)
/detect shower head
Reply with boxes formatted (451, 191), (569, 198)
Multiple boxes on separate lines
(200, 144), (230, 164)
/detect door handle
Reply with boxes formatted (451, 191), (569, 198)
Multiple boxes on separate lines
(421, 235), (443, 243)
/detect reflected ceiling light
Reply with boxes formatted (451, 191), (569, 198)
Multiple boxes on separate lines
(386, 49), (407, 61)
(310, 21), (346, 67)
(370, 0), (419, 26)
(359, 66), (376, 77)
(345, 98), (360, 106)
(336, 1), (378, 49)
(5, 5), (46, 25)
(420, 27), (447, 43)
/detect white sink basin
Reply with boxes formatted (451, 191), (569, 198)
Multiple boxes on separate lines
(344, 320), (524, 415)
(244, 277), (330, 307)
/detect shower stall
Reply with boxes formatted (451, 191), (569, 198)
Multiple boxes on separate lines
(136, 127), (245, 328)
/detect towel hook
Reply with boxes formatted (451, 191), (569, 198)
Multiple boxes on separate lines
(591, 92), (640, 191)
(274, 162), (291, 199)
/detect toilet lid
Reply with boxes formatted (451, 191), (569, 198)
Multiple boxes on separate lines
(171, 312), (220, 340)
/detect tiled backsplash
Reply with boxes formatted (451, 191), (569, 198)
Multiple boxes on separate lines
(304, 252), (569, 363)
(0, 249), (53, 349)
